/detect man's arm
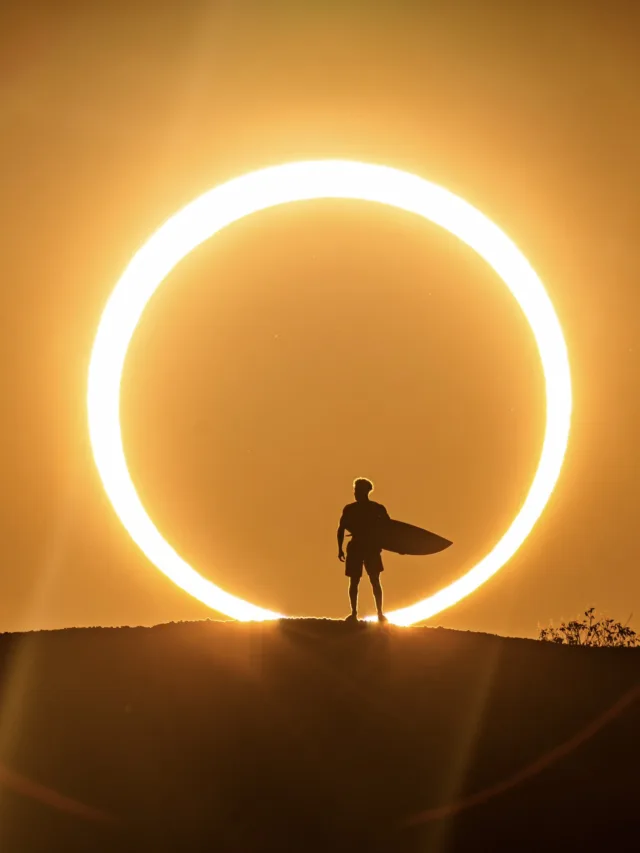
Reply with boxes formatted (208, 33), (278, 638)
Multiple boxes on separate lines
(337, 512), (346, 561)
(375, 504), (390, 549)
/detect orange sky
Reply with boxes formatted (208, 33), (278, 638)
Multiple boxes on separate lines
(1, 0), (639, 636)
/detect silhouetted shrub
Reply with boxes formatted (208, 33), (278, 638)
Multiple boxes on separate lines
(539, 607), (639, 647)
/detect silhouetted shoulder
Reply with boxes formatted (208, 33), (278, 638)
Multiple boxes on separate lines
(369, 501), (390, 518)
(339, 503), (356, 525)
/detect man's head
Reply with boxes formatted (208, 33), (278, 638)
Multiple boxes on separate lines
(353, 477), (374, 502)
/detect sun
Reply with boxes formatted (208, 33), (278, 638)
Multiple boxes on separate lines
(87, 160), (572, 626)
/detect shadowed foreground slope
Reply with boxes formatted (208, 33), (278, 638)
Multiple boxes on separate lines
(0, 620), (638, 852)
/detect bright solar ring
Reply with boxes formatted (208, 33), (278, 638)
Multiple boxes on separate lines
(87, 160), (572, 625)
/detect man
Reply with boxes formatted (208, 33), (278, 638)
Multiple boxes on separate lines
(337, 478), (389, 623)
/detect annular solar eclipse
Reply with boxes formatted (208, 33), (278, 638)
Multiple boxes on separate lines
(88, 160), (572, 625)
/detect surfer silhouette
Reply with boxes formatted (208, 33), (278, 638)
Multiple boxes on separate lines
(337, 478), (389, 623)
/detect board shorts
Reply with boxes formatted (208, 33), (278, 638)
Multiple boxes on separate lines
(345, 540), (384, 579)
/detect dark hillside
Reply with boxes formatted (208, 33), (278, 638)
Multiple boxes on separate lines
(0, 620), (638, 852)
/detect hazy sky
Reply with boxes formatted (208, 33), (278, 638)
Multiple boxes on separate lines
(1, 0), (639, 636)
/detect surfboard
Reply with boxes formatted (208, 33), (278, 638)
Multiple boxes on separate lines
(378, 519), (452, 556)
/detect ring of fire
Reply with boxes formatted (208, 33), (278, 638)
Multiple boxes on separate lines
(87, 160), (572, 626)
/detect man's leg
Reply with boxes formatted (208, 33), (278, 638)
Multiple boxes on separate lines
(345, 547), (362, 620)
(348, 577), (360, 617)
(365, 552), (386, 621)
(370, 574), (384, 618)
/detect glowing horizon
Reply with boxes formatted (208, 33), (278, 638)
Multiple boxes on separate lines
(87, 160), (572, 626)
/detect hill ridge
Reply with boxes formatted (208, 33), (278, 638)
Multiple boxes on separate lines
(0, 618), (638, 852)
